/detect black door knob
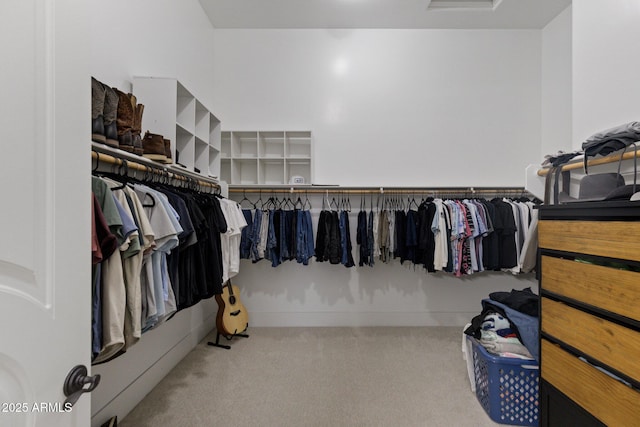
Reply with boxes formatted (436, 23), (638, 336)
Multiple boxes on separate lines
(63, 365), (101, 407)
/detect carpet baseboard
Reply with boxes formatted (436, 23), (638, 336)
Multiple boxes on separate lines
(248, 311), (476, 327)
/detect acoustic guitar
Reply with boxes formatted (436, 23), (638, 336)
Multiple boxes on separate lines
(215, 279), (249, 337)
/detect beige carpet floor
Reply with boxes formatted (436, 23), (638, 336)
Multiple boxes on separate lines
(120, 327), (512, 427)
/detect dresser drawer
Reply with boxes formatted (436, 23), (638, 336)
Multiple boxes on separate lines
(542, 339), (640, 427)
(539, 220), (640, 262)
(542, 297), (640, 383)
(541, 256), (640, 323)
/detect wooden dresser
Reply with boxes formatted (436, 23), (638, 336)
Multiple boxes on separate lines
(538, 201), (640, 426)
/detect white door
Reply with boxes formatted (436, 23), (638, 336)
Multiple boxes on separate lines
(0, 1), (91, 426)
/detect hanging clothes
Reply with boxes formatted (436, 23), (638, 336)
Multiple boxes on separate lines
(134, 184), (179, 324)
(431, 199), (448, 271)
(490, 198), (518, 269)
(326, 211), (342, 264)
(91, 177), (126, 364)
(315, 207), (341, 264)
(378, 209), (390, 263)
(296, 208), (315, 265)
(219, 198), (248, 283)
(339, 210), (355, 267)
(239, 209), (253, 260)
(231, 190), (537, 277)
(356, 209), (370, 267)
(405, 209), (418, 264)
(248, 209), (262, 262)
(240, 196), (315, 268)
(90, 170), (232, 365)
(417, 199), (436, 272)
(394, 209), (406, 263)
(266, 208), (280, 267)
(103, 179), (146, 350)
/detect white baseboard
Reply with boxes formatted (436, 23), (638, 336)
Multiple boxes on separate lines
(248, 311), (477, 327)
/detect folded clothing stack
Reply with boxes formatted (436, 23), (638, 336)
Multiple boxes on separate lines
(465, 287), (539, 361)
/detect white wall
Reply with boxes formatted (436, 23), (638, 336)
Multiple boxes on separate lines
(541, 6), (572, 158)
(89, 1), (218, 425)
(91, 0), (216, 109)
(212, 29), (542, 187)
(573, 0), (640, 149)
(525, 5), (572, 199)
(240, 259), (537, 327)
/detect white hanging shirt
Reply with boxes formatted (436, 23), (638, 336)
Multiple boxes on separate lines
(219, 198), (248, 283)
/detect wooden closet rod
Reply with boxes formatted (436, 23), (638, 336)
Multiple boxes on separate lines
(91, 150), (220, 190)
(228, 186), (527, 195)
(537, 148), (640, 177)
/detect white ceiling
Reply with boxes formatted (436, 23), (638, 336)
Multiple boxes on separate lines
(198, 0), (572, 29)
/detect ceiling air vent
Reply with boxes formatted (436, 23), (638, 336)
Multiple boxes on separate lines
(427, 0), (503, 11)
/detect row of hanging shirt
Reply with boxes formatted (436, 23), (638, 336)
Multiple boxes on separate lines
(315, 195), (355, 267)
(239, 194), (315, 267)
(91, 171), (246, 365)
(362, 195), (538, 275)
(364, 196), (538, 276)
(238, 192), (538, 276)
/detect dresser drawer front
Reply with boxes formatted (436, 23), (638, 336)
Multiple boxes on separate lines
(542, 339), (640, 427)
(541, 256), (640, 322)
(539, 220), (640, 262)
(542, 297), (640, 383)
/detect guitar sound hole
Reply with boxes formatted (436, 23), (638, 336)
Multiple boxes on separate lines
(229, 296), (236, 304)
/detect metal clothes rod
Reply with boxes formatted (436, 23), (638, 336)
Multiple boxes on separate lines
(537, 148), (640, 176)
(228, 186), (527, 195)
(91, 150), (220, 190)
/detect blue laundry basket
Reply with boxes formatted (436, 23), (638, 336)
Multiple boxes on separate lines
(468, 337), (540, 426)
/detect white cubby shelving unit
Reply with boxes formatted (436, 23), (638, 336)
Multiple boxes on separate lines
(133, 76), (222, 179)
(220, 130), (312, 185)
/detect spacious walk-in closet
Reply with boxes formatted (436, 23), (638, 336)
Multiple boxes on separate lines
(3, 0), (640, 426)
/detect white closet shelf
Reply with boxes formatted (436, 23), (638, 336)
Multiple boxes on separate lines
(133, 76), (222, 179)
(176, 122), (194, 136)
(221, 130), (313, 185)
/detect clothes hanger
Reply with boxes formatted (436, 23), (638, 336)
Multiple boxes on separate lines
(408, 193), (418, 210)
(303, 190), (311, 210)
(283, 195), (294, 210)
(324, 190), (332, 212)
(142, 192), (156, 208)
(239, 189), (254, 209)
(264, 195), (276, 210)
(109, 159), (129, 191)
(92, 151), (100, 173)
(255, 189), (264, 209)
(274, 195), (283, 209)
(330, 195), (338, 211)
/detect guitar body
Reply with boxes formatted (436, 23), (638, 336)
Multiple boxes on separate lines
(215, 282), (249, 337)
